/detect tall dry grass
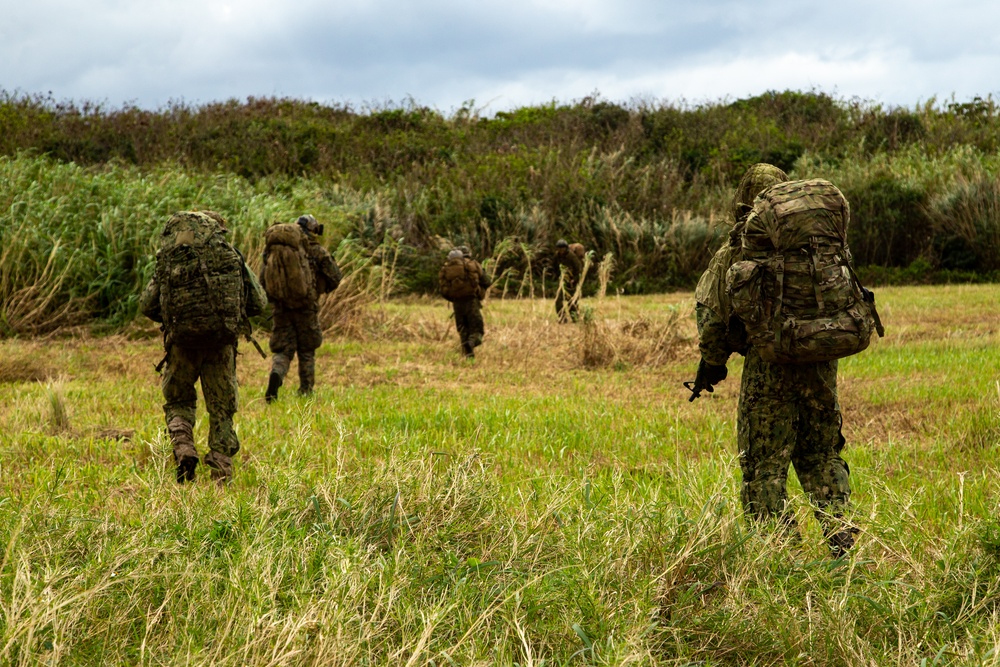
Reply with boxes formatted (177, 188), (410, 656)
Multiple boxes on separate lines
(579, 307), (686, 369)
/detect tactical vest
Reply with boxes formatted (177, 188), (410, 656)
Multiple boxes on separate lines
(726, 179), (884, 363)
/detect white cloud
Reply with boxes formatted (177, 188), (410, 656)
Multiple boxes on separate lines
(1, 0), (998, 110)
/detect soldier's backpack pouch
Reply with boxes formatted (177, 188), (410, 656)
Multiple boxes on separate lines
(726, 259), (767, 329)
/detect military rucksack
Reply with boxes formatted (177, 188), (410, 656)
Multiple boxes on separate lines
(569, 243), (586, 261)
(263, 223), (315, 309)
(726, 178), (884, 364)
(439, 257), (483, 301)
(155, 211), (245, 348)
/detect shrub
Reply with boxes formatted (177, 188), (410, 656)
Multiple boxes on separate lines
(929, 174), (1000, 272)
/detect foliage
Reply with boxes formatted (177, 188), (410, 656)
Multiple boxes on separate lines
(1, 287), (1000, 664)
(3, 91), (1000, 332)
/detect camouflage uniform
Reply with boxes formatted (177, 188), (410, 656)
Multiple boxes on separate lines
(261, 217), (341, 400)
(694, 164), (855, 555)
(140, 212), (267, 484)
(450, 248), (491, 358)
(553, 240), (583, 323)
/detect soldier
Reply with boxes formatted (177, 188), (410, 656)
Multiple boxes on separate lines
(691, 164), (858, 557)
(439, 246), (491, 358)
(553, 239), (585, 322)
(140, 210), (267, 485)
(261, 214), (342, 403)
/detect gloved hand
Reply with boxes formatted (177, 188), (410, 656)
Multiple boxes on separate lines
(686, 359), (728, 402)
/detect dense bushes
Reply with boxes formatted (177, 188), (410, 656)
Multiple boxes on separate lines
(1, 90), (1000, 332)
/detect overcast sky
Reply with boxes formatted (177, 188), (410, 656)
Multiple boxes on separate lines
(2, 0), (997, 115)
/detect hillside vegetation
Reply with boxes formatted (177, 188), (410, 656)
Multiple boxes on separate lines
(2, 90), (1000, 334)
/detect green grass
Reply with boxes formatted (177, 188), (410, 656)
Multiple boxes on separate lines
(1, 286), (999, 665)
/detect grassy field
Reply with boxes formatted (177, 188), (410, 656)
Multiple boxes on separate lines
(0, 284), (999, 665)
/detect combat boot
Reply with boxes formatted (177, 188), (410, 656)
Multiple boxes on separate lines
(167, 416), (199, 484)
(203, 450), (233, 486)
(827, 528), (857, 559)
(265, 371), (282, 403)
(462, 341), (475, 359)
(298, 351), (315, 396)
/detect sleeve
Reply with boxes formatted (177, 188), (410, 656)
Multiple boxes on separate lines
(477, 261), (492, 289)
(694, 241), (747, 366)
(312, 244), (342, 294)
(139, 277), (162, 323)
(696, 302), (733, 367)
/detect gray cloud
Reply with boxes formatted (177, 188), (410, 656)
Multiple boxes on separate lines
(1, 0), (998, 112)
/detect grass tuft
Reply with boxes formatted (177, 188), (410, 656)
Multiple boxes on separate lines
(45, 377), (70, 433)
(580, 309), (686, 369)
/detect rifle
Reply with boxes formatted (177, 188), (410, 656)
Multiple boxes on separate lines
(684, 360), (727, 402)
(683, 379), (712, 402)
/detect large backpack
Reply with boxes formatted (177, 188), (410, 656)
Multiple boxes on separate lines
(439, 257), (483, 301)
(155, 211), (245, 348)
(263, 223), (315, 309)
(726, 179), (884, 364)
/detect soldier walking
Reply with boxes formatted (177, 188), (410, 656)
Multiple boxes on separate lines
(439, 246), (491, 359)
(140, 210), (267, 484)
(553, 239), (585, 322)
(261, 215), (341, 402)
(690, 164), (882, 557)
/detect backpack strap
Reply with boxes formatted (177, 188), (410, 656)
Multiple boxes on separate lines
(809, 238), (826, 314)
(771, 254), (785, 347)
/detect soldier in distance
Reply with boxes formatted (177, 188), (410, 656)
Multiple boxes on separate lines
(261, 214), (342, 403)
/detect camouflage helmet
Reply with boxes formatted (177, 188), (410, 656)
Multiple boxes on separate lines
(555, 238), (569, 249)
(297, 214), (324, 236)
(731, 163), (788, 223)
(456, 245), (472, 258)
(447, 248), (463, 260)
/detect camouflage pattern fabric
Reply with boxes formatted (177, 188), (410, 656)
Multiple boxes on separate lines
(439, 257), (484, 301)
(269, 305), (323, 393)
(152, 211), (246, 348)
(554, 247), (583, 322)
(695, 164), (854, 551)
(731, 163), (789, 224)
(242, 261), (268, 319)
(696, 301), (747, 367)
(450, 257), (491, 355)
(261, 231), (337, 395)
(305, 237), (342, 296)
(161, 343), (240, 458)
(453, 298), (485, 353)
(737, 347), (851, 531)
(732, 178), (878, 364)
(140, 232), (266, 330)
(697, 163), (789, 331)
